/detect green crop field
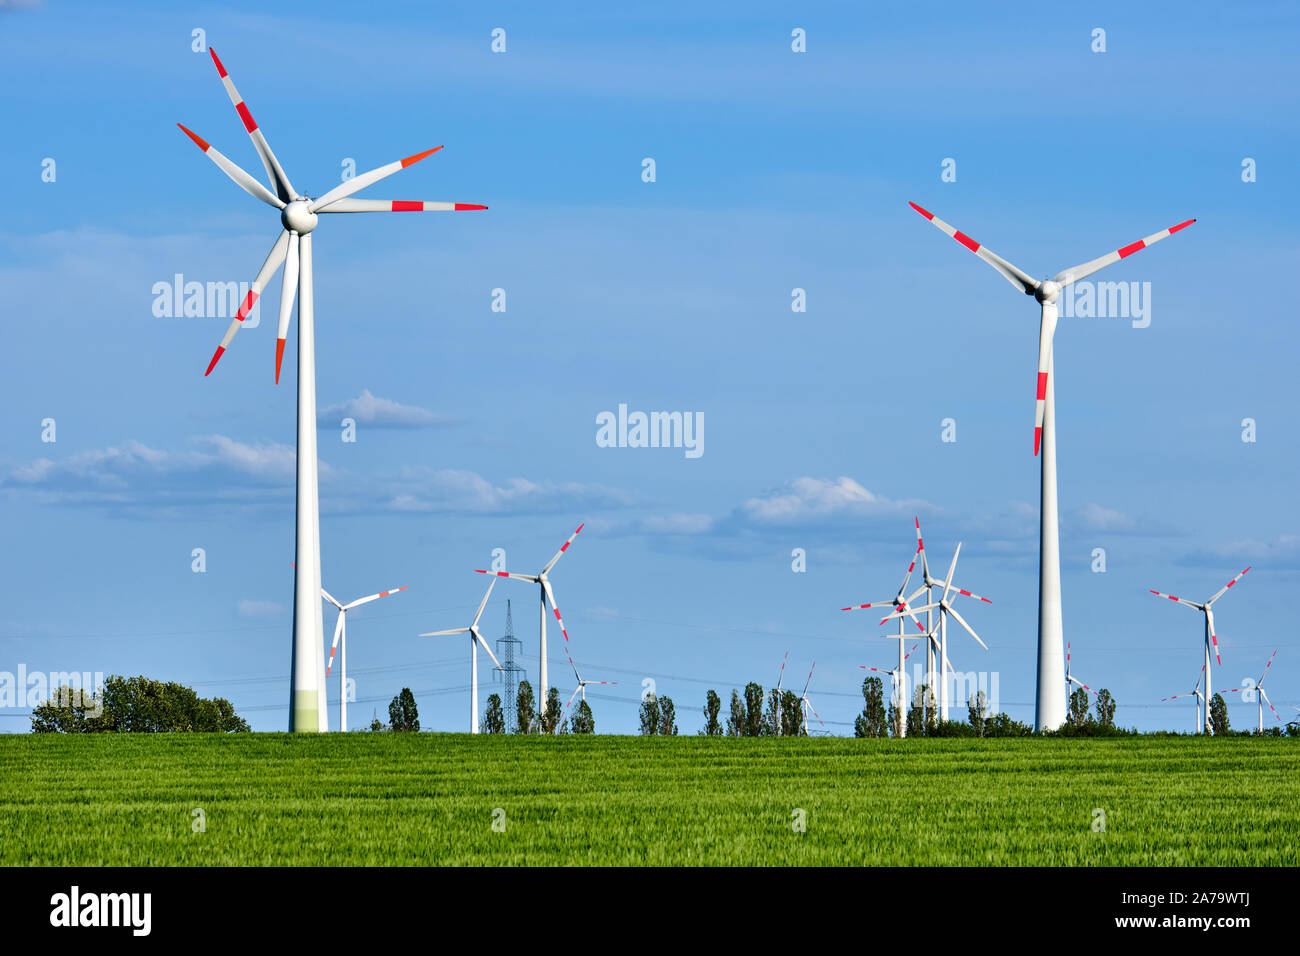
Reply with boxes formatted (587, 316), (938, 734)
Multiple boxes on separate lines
(1, 734), (1297, 866)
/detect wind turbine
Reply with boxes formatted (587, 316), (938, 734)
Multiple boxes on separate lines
(323, 582), (408, 732)
(1064, 642), (1098, 701)
(559, 653), (616, 728)
(910, 518), (992, 721)
(419, 578), (504, 734)
(863, 641), (920, 737)
(1149, 567), (1250, 734)
(476, 523), (584, 731)
(909, 203), (1195, 730)
(183, 48), (487, 731)
(796, 663), (823, 735)
(1225, 651), (1281, 734)
(882, 542), (990, 721)
(771, 651), (790, 735)
(1161, 664), (1207, 734)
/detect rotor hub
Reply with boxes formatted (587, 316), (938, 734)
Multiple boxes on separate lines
(282, 200), (318, 235)
(1035, 280), (1060, 304)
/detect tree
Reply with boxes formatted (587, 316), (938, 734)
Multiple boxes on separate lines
(887, 700), (902, 738)
(388, 688), (419, 732)
(515, 680), (536, 734)
(855, 676), (888, 738)
(725, 690), (746, 737)
(639, 693), (661, 735)
(907, 683), (935, 737)
(743, 682), (765, 737)
(1067, 687), (1091, 729)
(30, 675), (249, 734)
(967, 690), (988, 737)
(1209, 693), (1230, 735)
(658, 696), (679, 736)
(483, 693), (506, 734)
(570, 699), (595, 735)
(702, 690), (722, 736)
(368, 709), (386, 732)
(1094, 689), (1116, 729)
(540, 687), (563, 734)
(780, 690), (804, 736)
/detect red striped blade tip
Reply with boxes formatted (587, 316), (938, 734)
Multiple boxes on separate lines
(455, 203), (488, 211)
(400, 146), (443, 168)
(209, 47), (228, 77)
(204, 346), (226, 376)
(177, 124), (210, 152)
(908, 201), (934, 220)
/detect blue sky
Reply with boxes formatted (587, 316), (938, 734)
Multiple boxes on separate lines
(2, 0), (1297, 733)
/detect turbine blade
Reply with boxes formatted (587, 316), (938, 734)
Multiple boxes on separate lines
(177, 124), (284, 209)
(204, 230), (290, 376)
(946, 604), (987, 651)
(207, 48), (296, 202)
(841, 600), (895, 612)
(1051, 219), (1196, 286)
(419, 626), (470, 637)
(946, 584), (992, 605)
(273, 232), (300, 384)
(325, 611), (344, 677)
(914, 517), (929, 579)
(942, 544), (961, 604)
(343, 586), (408, 610)
(310, 147), (443, 212)
(908, 202), (1038, 294)
(472, 626), (503, 671)
(902, 642), (920, 661)
(314, 199), (488, 213)
(471, 577), (496, 628)
(801, 663), (815, 697)
(542, 523), (585, 575)
(1034, 304), (1057, 456)
(1148, 589), (1203, 610)
(474, 570), (539, 583)
(1207, 566), (1251, 606)
(320, 587), (344, 610)
(1258, 650), (1278, 688)
(542, 580), (571, 647)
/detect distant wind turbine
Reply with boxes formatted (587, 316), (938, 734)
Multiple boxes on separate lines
(1224, 650), (1282, 734)
(323, 583), (407, 732)
(419, 578), (503, 734)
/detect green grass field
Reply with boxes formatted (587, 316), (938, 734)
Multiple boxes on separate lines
(2, 734), (1297, 866)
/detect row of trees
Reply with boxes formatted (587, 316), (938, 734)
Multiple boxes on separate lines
(695, 684), (810, 736)
(478, 680), (598, 734)
(31, 676), (249, 733)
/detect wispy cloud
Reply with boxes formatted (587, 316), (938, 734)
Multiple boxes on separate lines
(237, 599), (284, 621)
(317, 389), (454, 429)
(1179, 534), (1300, 571)
(383, 468), (634, 516)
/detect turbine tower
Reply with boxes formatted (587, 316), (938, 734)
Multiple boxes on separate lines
(909, 203), (1195, 729)
(1149, 567), (1250, 734)
(181, 49), (486, 730)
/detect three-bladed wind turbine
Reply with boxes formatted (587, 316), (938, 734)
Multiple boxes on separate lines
(183, 49), (486, 731)
(419, 578), (504, 734)
(863, 641), (920, 737)
(1149, 567), (1249, 734)
(910, 518), (992, 721)
(909, 203), (1195, 730)
(560, 652), (616, 727)
(323, 583), (407, 732)
(1225, 651), (1281, 734)
(771, 651), (790, 735)
(1064, 642), (1097, 701)
(883, 542), (990, 721)
(476, 524), (584, 730)
(797, 663), (823, 735)
(1161, 664), (1207, 734)
(841, 546), (929, 632)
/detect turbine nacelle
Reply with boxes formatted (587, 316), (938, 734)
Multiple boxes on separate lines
(282, 200), (318, 234)
(1034, 280), (1060, 304)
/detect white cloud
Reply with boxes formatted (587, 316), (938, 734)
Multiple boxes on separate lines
(736, 477), (932, 527)
(237, 599), (284, 620)
(386, 468), (634, 515)
(1181, 534), (1300, 570)
(640, 513), (714, 535)
(317, 389), (452, 428)
(1072, 502), (1136, 533)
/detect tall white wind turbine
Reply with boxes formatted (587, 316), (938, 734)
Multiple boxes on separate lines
(1225, 650), (1281, 734)
(909, 203), (1195, 730)
(323, 583), (408, 732)
(183, 49), (486, 731)
(476, 524), (584, 730)
(1160, 664), (1207, 734)
(419, 578), (504, 734)
(1149, 567), (1250, 734)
